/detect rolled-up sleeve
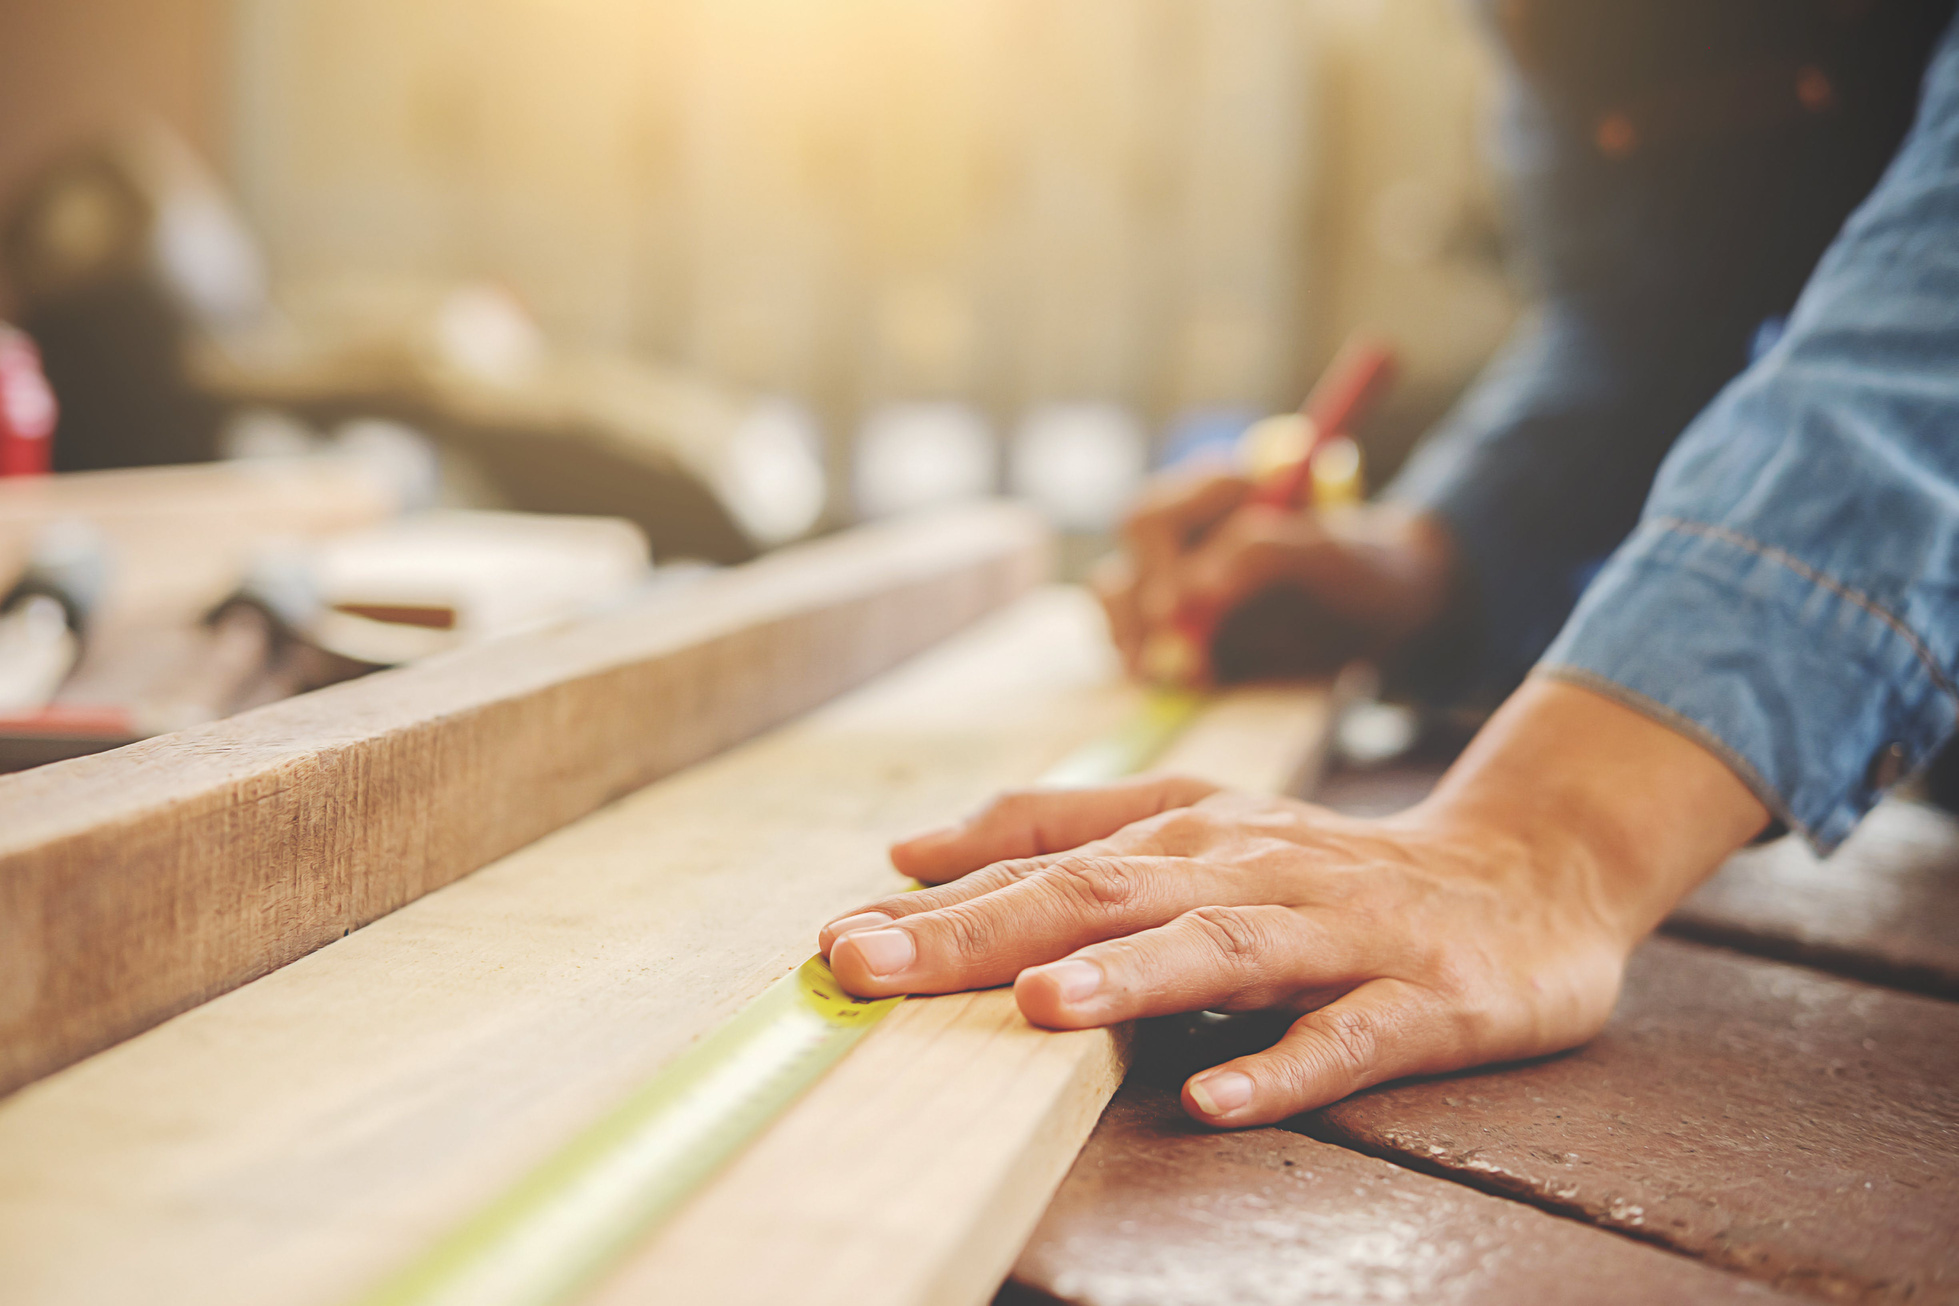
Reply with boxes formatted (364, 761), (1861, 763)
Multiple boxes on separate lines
(1541, 16), (1959, 851)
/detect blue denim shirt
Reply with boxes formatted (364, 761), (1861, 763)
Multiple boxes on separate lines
(1392, 7), (1959, 849)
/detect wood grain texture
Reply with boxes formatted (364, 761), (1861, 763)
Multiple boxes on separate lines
(589, 676), (1338, 1306)
(0, 502), (1047, 1096)
(0, 586), (1311, 1306)
(0, 587), (1130, 1306)
(1669, 800), (1959, 998)
(1306, 936), (1959, 1305)
(1010, 1083), (1803, 1306)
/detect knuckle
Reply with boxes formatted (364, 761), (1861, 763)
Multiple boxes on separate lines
(933, 905), (997, 960)
(1042, 856), (1142, 913)
(1312, 1005), (1382, 1078)
(989, 857), (1052, 885)
(1140, 807), (1219, 855)
(1183, 905), (1268, 968)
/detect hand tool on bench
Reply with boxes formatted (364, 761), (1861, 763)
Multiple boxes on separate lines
(0, 324), (57, 478)
(354, 686), (1209, 1306)
(0, 524), (100, 713)
(0, 523), (128, 766)
(1139, 334), (1398, 687)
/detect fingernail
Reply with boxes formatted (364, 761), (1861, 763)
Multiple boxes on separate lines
(845, 928), (914, 978)
(1040, 959), (1103, 1003)
(1188, 1071), (1253, 1117)
(825, 911), (892, 940)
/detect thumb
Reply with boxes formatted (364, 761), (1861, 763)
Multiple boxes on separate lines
(1181, 979), (1434, 1127)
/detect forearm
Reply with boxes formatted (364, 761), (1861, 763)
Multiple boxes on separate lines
(1542, 14), (1959, 852)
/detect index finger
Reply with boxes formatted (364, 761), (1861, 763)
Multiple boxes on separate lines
(828, 850), (1273, 996)
(889, 774), (1219, 884)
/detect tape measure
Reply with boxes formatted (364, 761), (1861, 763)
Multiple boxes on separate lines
(354, 687), (1208, 1306)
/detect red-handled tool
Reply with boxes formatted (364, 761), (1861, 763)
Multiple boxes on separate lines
(1140, 334), (1398, 685)
(0, 325), (57, 478)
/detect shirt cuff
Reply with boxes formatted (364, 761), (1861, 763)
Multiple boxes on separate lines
(1539, 517), (1959, 852)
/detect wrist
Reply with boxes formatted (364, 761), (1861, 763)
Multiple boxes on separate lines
(1407, 677), (1770, 945)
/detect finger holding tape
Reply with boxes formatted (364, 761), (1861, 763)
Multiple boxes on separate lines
(826, 852), (1273, 997)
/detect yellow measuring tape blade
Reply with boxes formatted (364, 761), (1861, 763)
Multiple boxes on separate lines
(354, 687), (1206, 1306)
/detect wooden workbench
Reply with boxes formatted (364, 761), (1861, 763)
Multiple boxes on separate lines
(3, 476), (1953, 1303)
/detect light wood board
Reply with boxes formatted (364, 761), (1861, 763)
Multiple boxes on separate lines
(589, 675), (1337, 1306)
(0, 502), (1046, 1095)
(0, 589), (1332, 1306)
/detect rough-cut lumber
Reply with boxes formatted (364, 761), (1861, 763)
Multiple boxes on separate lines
(0, 589), (1333, 1306)
(0, 502), (1046, 1096)
(587, 674), (1339, 1306)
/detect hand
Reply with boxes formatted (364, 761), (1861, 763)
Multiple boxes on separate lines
(819, 680), (1769, 1127)
(1091, 468), (1458, 681)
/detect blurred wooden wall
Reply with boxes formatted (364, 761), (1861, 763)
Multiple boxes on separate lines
(234, 0), (1514, 444)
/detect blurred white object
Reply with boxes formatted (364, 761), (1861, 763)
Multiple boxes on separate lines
(0, 520), (109, 713)
(716, 399), (827, 546)
(1239, 412), (1313, 480)
(434, 284), (547, 386)
(0, 595), (78, 712)
(219, 411), (443, 513)
(853, 402), (996, 520)
(217, 407), (319, 461)
(153, 186), (269, 331)
(228, 511), (652, 667)
(329, 418), (443, 512)
(309, 511), (650, 649)
(1008, 403), (1147, 533)
(1336, 699), (1420, 769)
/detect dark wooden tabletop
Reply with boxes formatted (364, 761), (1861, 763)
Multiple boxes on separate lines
(1001, 736), (1959, 1305)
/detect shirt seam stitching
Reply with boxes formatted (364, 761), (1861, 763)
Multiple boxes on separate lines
(1649, 516), (1959, 708)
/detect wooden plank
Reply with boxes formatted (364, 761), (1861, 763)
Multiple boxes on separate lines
(1007, 1082), (1804, 1306)
(0, 502), (1047, 1096)
(1305, 936), (1959, 1303)
(1669, 799), (1959, 998)
(0, 459), (399, 623)
(0, 586), (1132, 1306)
(587, 677), (1339, 1306)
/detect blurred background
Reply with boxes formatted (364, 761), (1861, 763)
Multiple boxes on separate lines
(0, 0), (1516, 543)
(0, 0), (1520, 762)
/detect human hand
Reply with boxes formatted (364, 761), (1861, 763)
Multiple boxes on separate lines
(819, 681), (1769, 1127)
(1091, 469), (1458, 683)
